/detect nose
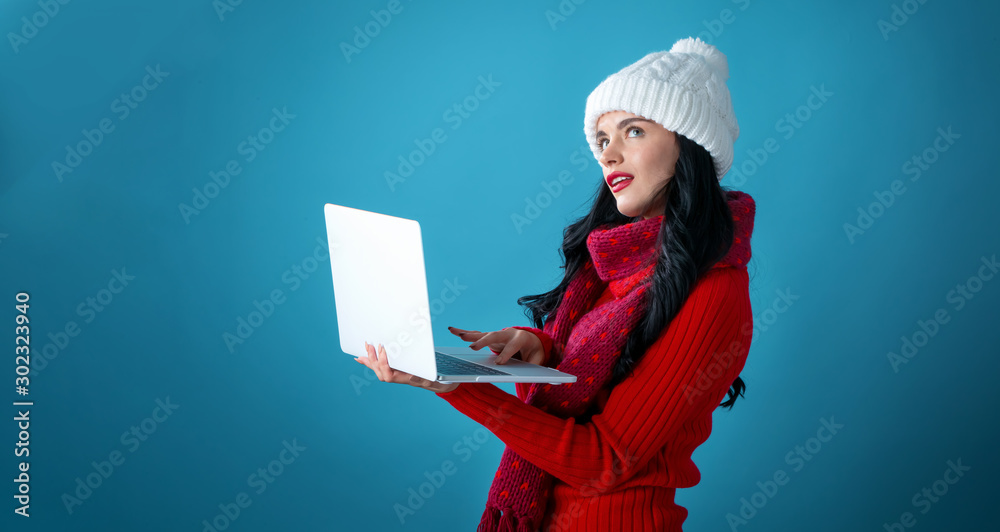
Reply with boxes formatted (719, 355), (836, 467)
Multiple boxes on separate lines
(599, 139), (622, 168)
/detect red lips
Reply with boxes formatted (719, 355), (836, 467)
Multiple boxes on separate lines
(606, 171), (634, 187)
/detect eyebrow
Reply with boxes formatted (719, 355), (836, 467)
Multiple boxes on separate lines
(596, 117), (654, 138)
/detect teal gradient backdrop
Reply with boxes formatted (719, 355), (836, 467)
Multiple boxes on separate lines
(1, 0), (997, 530)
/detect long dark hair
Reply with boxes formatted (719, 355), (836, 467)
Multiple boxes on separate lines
(517, 132), (747, 409)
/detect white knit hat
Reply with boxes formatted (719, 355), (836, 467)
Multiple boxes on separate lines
(583, 37), (739, 180)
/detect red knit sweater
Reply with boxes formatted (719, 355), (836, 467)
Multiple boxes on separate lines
(438, 207), (754, 531)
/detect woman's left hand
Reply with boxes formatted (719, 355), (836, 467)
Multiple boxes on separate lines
(355, 342), (459, 394)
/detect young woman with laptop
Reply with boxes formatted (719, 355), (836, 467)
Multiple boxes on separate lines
(357, 36), (756, 532)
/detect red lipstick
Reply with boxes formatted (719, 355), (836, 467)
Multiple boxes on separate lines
(606, 171), (634, 193)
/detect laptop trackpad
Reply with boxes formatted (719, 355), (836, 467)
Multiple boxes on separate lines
(461, 354), (532, 367)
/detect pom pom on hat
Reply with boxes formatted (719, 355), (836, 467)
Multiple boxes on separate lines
(669, 37), (729, 81)
(583, 37), (740, 180)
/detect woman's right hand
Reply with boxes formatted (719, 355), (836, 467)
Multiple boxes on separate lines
(448, 326), (548, 366)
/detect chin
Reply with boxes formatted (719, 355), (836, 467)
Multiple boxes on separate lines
(614, 202), (642, 219)
(612, 192), (640, 213)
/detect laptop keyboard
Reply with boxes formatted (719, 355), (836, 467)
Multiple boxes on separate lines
(435, 352), (512, 376)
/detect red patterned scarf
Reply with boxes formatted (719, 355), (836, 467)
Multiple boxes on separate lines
(476, 191), (754, 532)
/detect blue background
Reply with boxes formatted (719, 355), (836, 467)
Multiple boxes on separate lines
(1, 0), (997, 530)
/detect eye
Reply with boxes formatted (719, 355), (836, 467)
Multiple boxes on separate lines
(595, 127), (643, 152)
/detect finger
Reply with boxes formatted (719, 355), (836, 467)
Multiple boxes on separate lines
(475, 330), (510, 352)
(451, 327), (485, 341)
(369, 342), (387, 381)
(377, 344), (398, 382)
(378, 344), (410, 383)
(468, 330), (493, 350)
(358, 342), (373, 366)
(494, 340), (523, 365)
(487, 337), (508, 355)
(381, 345), (424, 386)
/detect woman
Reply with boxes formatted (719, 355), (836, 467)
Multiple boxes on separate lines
(357, 36), (756, 532)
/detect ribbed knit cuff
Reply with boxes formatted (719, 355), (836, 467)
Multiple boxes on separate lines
(435, 382), (466, 397)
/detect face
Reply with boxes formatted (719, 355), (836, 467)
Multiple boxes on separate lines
(594, 110), (680, 220)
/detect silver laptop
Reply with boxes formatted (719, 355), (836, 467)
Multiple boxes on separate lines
(324, 203), (576, 384)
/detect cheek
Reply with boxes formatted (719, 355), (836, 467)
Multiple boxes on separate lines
(632, 151), (655, 177)
(652, 150), (677, 181)
(660, 150), (677, 173)
(665, 145), (681, 175)
(636, 151), (672, 184)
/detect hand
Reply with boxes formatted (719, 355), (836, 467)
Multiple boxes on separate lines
(355, 342), (459, 394)
(448, 326), (547, 366)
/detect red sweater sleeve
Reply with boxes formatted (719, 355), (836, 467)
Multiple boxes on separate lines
(435, 267), (752, 489)
(507, 326), (555, 402)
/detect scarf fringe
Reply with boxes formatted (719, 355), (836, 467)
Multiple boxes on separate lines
(478, 506), (537, 532)
(478, 507), (500, 532)
(499, 510), (516, 532)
